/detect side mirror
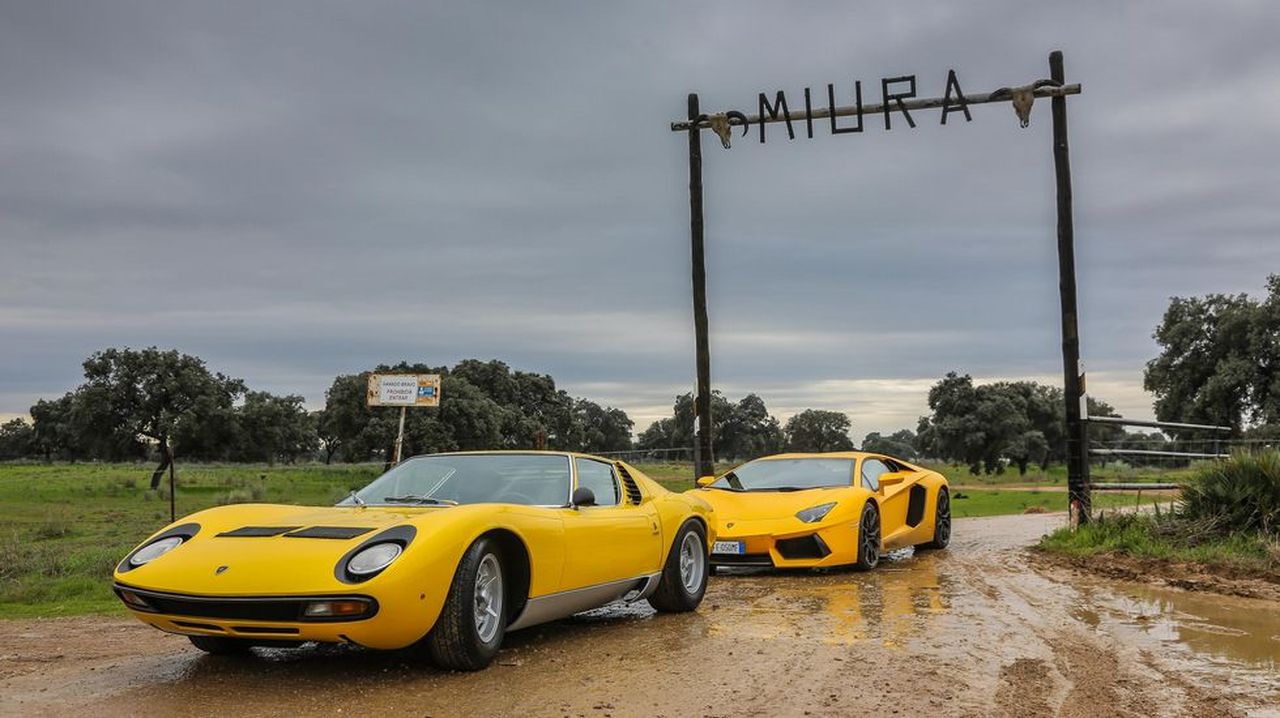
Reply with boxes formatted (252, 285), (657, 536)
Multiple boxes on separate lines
(571, 486), (597, 507)
(878, 473), (907, 489)
(695, 476), (716, 488)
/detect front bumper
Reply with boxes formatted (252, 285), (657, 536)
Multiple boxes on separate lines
(709, 522), (861, 569)
(113, 582), (424, 649)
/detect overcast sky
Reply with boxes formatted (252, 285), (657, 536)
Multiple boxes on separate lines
(3, 1), (1279, 438)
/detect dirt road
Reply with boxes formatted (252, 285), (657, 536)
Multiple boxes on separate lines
(2, 513), (1277, 717)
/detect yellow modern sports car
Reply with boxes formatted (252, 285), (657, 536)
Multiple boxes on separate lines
(112, 451), (714, 670)
(692, 452), (949, 571)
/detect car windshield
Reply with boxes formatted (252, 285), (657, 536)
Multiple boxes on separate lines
(710, 458), (854, 491)
(340, 454), (572, 507)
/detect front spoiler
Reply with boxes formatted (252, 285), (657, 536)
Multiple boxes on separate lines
(113, 582), (394, 647)
(709, 523), (860, 569)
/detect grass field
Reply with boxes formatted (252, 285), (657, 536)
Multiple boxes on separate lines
(0, 460), (1180, 619)
(921, 460), (1199, 487)
(1038, 512), (1279, 573)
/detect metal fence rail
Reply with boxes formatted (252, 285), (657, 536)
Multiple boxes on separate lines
(1087, 415), (1232, 463)
(1091, 482), (1180, 491)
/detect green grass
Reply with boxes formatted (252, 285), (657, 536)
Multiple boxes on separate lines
(950, 488), (1170, 518)
(1037, 453), (1280, 577)
(1038, 512), (1279, 572)
(927, 461), (1196, 487)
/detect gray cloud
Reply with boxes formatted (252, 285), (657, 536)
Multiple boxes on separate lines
(2, 1), (1279, 437)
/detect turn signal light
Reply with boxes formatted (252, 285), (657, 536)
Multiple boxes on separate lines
(303, 600), (368, 618)
(119, 590), (153, 611)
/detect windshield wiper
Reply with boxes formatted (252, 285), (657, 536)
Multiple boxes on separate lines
(347, 490), (366, 507)
(382, 495), (459, 506)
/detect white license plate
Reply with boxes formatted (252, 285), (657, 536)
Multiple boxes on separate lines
(712, 540), (744, 555)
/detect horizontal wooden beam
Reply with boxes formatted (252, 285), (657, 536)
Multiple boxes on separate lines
(670, 83), (1081, 132)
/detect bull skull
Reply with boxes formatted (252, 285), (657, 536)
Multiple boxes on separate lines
(698, 111), (750, 149)
(990, 79), (1060, 128)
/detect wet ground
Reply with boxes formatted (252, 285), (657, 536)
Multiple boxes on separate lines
(2, 513), (1277, 717)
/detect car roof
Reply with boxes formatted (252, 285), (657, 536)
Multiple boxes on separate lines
(753, 452), (871, 460)
(403, 449), (616, 462)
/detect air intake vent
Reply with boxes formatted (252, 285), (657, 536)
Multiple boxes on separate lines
(906, 485), (927, 527)
(285, 526), (374, 540)
(615, 463), (643, 505)
(217, 526), (301, 538)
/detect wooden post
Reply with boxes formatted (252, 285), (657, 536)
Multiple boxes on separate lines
(167, 444), (176, 523)
(687, 93), (715, 481)
(1050, 50), (1091, 522)
(393, 406), (407, 465)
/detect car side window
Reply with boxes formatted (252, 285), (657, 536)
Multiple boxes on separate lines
(574, 458), (621, 506)
(860, 458), (890, 491)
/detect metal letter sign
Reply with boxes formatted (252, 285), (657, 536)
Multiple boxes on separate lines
(672, 67), (1080, 147)
(671, 52), (1093, 521)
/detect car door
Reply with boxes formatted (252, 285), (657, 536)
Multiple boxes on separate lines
(861, 457), (913, 548)
(558, 457), (661, 590)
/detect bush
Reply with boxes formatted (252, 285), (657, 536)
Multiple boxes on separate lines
(1179, 451), (1280, 535)
(33, 512), (73, 540)
(217, 483), (265, 505)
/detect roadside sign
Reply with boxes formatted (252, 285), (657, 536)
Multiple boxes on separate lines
(367, 374), (441, 408)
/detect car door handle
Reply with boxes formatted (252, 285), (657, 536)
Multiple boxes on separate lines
(650, 520), (660, 535)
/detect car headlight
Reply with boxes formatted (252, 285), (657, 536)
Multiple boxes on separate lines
(128, 536), (185, 566)
(795, 502), (837, 524)
(346, 542), (403, 576)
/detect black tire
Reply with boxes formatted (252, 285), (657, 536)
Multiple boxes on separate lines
(647, 521), (708, 613)
(916, 487), (951, 551)
(852, 502), (881, 571)
(188, 635), (254, 655)
(422, 537), (507, 671)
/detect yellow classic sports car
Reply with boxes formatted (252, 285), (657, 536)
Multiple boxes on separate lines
(692, 452), (950, 571)
(113, 451), (714, 670)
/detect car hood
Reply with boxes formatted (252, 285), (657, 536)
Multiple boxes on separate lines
(114, 503), (458, 596)
(693, 486), (854, 522)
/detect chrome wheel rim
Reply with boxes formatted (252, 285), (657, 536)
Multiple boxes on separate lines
(678, 531), (705, 594)
(861, 507), (880, 566)
(473, 553), (503, 643)
(936, 490), (951, 545)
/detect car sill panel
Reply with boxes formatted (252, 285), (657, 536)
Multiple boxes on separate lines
(506, 573), (660, 631)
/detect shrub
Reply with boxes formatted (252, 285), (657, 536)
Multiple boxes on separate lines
(33, 512), (73, 540)
(1179, 450), (1280, 535)
(218, 488), (255, 505)
(0, 532), (72, 580)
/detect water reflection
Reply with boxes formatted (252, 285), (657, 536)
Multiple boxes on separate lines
(704, 550), (951, 646)
(1077, 583), (1280, 671)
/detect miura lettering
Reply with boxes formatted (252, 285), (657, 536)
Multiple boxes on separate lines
(737, 71), (971, 144)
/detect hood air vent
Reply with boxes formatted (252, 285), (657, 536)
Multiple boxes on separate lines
(285, 526), (374, 540)
(218, 526), (302, 537)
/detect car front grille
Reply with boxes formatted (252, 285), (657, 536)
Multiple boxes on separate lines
(113, 584), (378, 622)
(710, 553), (774, 566)
(775, 534), (831, 560)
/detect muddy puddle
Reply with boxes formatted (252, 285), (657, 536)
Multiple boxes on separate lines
(2, 512), (1277, 717)
(1074, 582), (1280, 671)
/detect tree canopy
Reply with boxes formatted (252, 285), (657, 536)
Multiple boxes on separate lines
(784, 410), (855, 453)
(315, 359), (633, 463)
(1144, 276), (1280, 435)
(915, 372), (1120, 475)
(637, 392), (844, 460)
(19, 350), (635, 469)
